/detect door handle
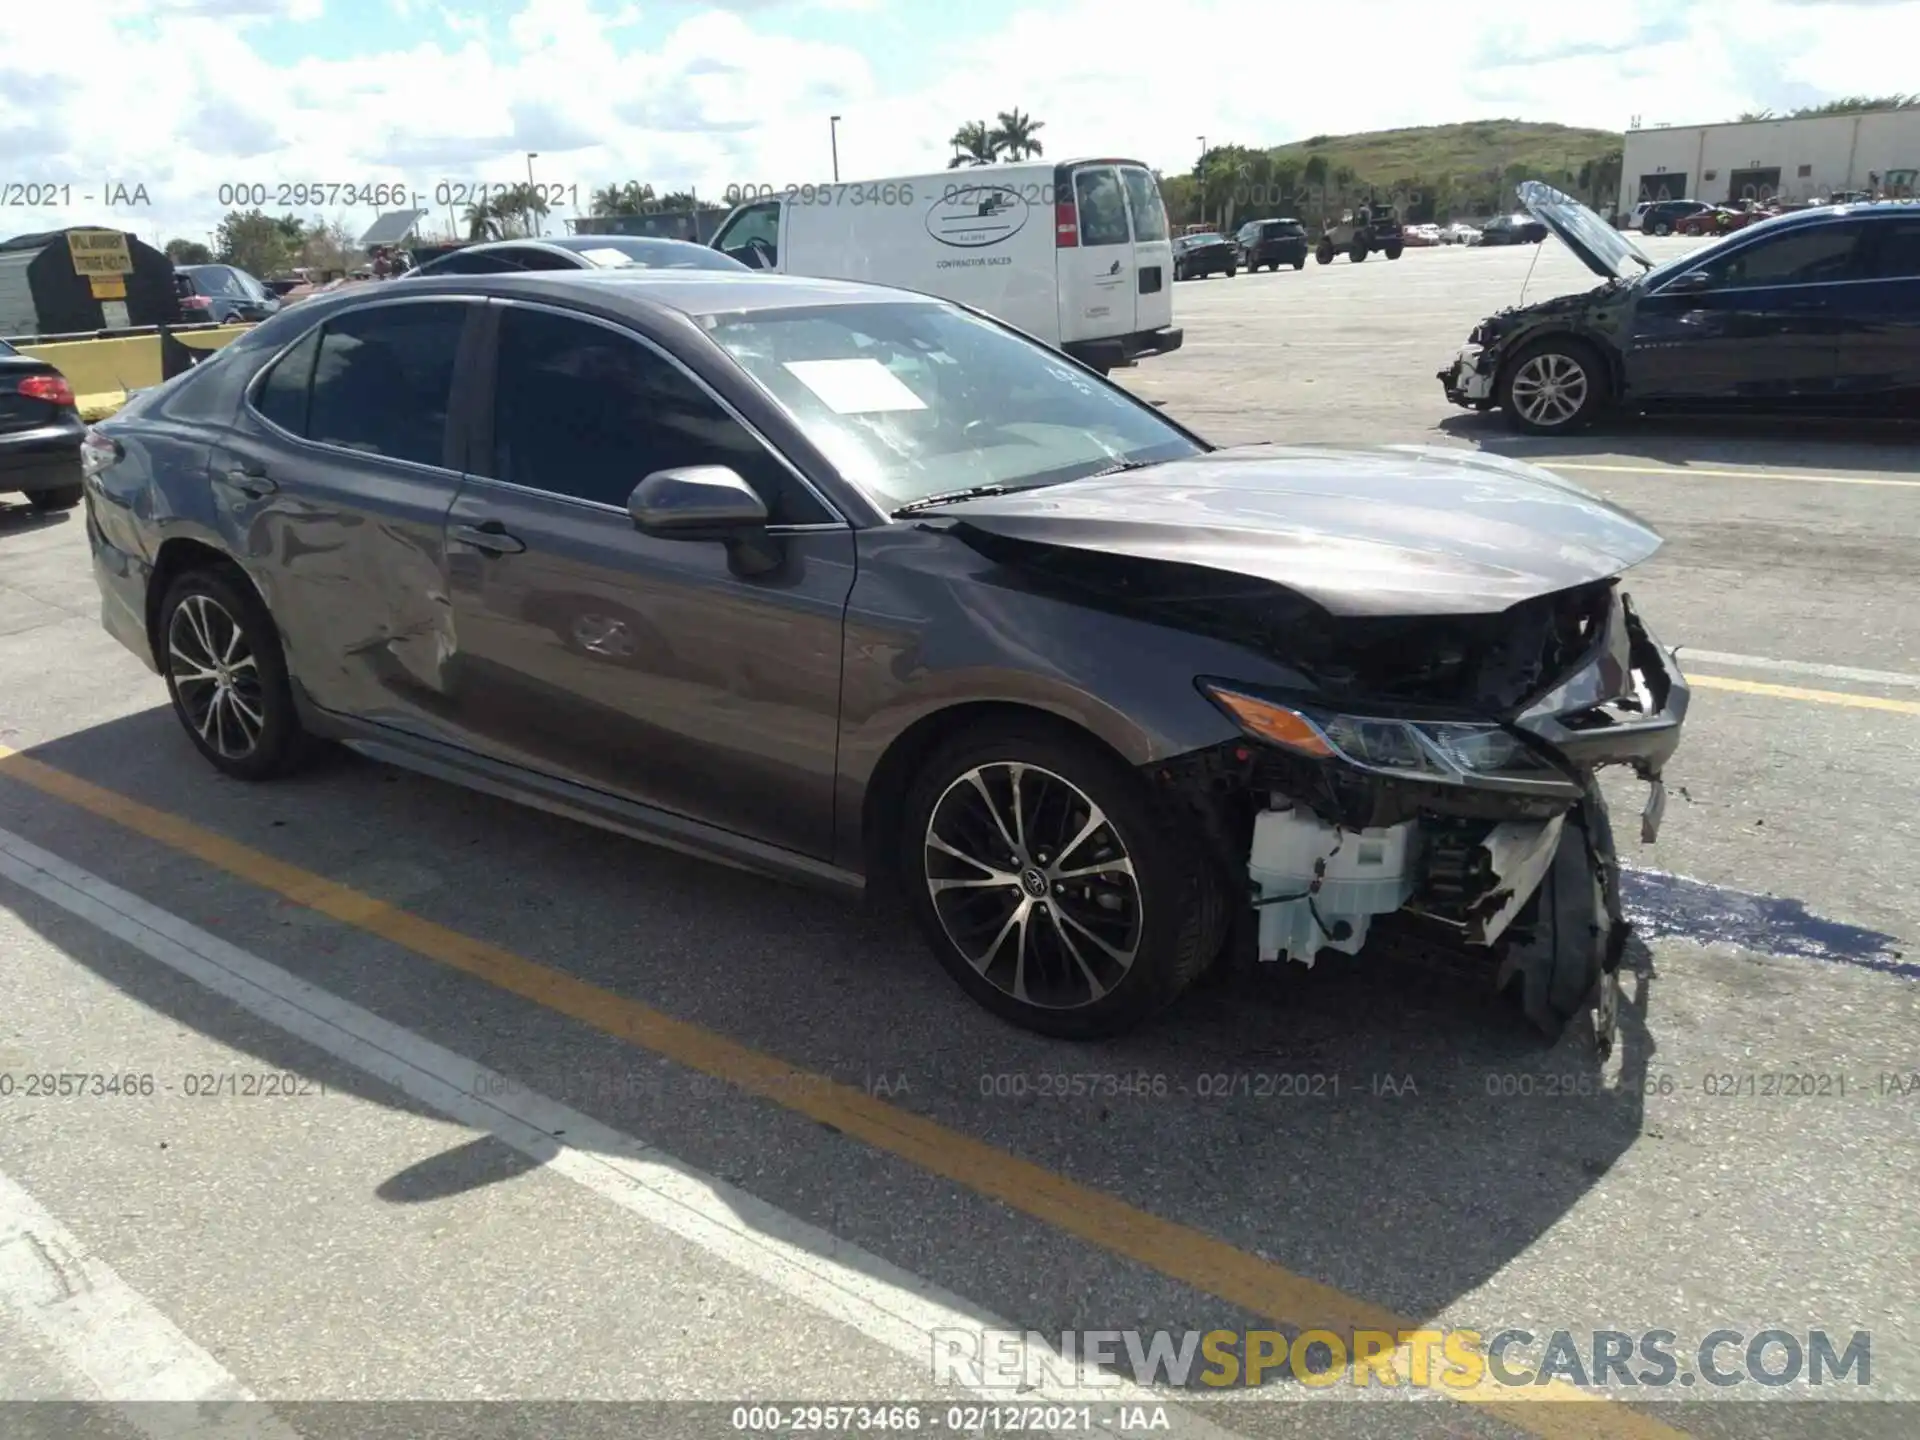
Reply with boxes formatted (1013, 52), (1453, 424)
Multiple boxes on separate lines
(452, 522), (526, 555)
(223, 467), (277, 497)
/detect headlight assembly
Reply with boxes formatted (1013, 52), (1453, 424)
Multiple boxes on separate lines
(1203, 685), (1575, 792)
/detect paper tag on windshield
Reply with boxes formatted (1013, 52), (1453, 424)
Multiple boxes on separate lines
(782, 358), (927, 414)
(579, 248), (635, 267)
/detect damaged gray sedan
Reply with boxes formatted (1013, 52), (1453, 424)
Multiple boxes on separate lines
(83, 269), (1685, 1050)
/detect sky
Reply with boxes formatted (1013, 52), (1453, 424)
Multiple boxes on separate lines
(2, 0), (1917, 248)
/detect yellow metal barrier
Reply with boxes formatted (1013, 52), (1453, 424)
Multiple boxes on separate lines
(17, 326), (250, 421)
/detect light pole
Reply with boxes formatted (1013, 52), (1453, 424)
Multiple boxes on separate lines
(830, 116), (841, 183)
(526, 152), (539, 236)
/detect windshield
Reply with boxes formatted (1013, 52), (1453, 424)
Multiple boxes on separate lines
(704, 302), (1203, 512)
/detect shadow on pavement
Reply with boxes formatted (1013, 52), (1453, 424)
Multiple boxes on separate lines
(3, 706), (1662, 1388)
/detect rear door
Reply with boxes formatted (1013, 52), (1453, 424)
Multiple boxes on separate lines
(217, 297), (479, 736)
(1120, 164), (1172, 333)
(1835, 215), (1920, 408)
(1056, 164), (1135, 343)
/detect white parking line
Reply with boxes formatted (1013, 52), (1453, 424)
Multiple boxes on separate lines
(0, 827), (1246, 1435)
(0, 1170), (303, 1436)
(1550, 461), (1920, 489)
(1679, 649), (1920, 688)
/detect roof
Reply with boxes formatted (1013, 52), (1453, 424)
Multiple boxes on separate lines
(396, 267), (936, 317)
(359, 209), (428, 246)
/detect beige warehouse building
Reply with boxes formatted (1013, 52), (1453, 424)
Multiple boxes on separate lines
(1618, 109), (1920, 218)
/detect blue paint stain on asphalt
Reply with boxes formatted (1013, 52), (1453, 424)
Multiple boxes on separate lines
(1620, 869), (1916, 978)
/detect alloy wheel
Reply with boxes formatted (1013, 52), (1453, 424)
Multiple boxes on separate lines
(167, 593), (266, 760)
(923, 761), (1143, 1010)
(1509, 352), (1589, 428)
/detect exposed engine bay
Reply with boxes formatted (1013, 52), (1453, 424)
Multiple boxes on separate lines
(935, 445), (1690, 1052)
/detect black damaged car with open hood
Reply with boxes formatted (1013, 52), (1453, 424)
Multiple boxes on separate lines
(85, 268), (1685, 1052)
(1443, 181), (1920, 433)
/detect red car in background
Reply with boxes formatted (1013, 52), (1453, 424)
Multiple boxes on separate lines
(1675, 202), (1771, 237)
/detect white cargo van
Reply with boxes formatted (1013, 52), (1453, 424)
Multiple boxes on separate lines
(709, 159), (1181, 373)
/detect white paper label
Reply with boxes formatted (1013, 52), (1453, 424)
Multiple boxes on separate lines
(580, 248), (637, 267)
(781, 358), (928, 414)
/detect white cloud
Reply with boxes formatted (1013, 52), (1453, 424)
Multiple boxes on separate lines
(3, 0), (1918, 247)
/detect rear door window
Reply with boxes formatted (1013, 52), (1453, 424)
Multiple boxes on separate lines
(1120, 168), (1167, 242)
(1072, 168), (1131, 246)
(1864, 219), (1920, 279)
(305, 302), (468, 468)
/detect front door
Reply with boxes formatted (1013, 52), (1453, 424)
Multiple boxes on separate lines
(440, 300), (854, 859)
(1625, 221), (1867, 403)
(1057, 164), (1136, 343)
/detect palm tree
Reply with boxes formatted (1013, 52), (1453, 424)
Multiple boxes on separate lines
(590, 181), (656, 217)
(989, 108), (1045, 160)
(462, 199), (502, 240)
(947, 121), (997, 167)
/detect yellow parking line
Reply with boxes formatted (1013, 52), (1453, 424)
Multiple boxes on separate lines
(1690, 673), (1920, 715)
(1551, 462), (1920, 489)
(0, 742), (1686, 1440)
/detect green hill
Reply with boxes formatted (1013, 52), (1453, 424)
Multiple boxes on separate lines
(1166, 120), (1626, 227)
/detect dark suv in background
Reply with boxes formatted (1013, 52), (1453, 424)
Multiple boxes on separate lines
(175, 265), (282, 324)
(1234, 218), (1309, 271)
(1171, 232), (1238, 280)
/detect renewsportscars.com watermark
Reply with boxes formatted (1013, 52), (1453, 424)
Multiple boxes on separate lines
(931, 1327), (1873, 1392)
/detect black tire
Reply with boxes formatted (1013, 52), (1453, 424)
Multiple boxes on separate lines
(1497, 335), (1607, 435)
(1384, 244), (1403, 260)
(158, 565), (316, 782)
(1315, 243), (1334, 265)
(27, 483), (83, 512)
(1496, 796), (1619, 1039)
(900, 719), (1219, 1039)
(1224, 265), (1236, 278)
(1652, 221), (1672, 236)
(1350, 243), (1367, 262)
(1293, 257), (1306, 270)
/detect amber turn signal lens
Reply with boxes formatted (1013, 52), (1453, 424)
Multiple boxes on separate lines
(1206, 689), (1334, 758)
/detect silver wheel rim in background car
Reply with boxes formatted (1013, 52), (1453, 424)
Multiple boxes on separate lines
(167, 594), (265, 759)
(924, 762), (1142, 1010)
(1509, 353), (1589, 428)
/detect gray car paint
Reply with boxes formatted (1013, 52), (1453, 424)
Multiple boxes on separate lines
(88, 269), (1673, 894)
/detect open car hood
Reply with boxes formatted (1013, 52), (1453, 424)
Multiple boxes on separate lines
(1516, 180), (1652, 282)
(925, 444), (1664, 617)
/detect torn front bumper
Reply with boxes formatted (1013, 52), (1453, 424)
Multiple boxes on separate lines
(1438, 343), (1497, 407)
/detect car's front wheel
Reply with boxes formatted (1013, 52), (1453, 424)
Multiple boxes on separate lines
(1499, 337), (1606, 435)
(1384, 244), (1403, 260)
(158, 565), (315, 781)
(1316, 242), (1334, 264)
(901, 721), (1220, 1039)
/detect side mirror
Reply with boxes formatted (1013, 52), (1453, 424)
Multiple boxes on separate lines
(627, 465), (768, 537)
(1667, 270), (1712, 293)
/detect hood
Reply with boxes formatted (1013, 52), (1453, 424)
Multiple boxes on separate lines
(1516, 180), (1652, 282)
(928, 444), (1664, 617)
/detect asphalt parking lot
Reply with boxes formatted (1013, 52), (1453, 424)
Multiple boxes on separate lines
(1, 235), (1916, 1440)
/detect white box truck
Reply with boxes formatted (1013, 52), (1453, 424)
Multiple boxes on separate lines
(709, 158), (1181, 374)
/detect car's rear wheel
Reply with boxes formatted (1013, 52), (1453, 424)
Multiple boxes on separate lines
(27, 484), (83, 512)
(901, 722), (1219, 1039)
(1350, 243), (1367, 262)
(1384, 244), (1403, 260)
(1499, 337), (1607, 435)
(1653, 220), (1672, 236)
(1224, 264), (1236, 277)
(1293, 257), (1306, 270)
(159, 566), (315, 781)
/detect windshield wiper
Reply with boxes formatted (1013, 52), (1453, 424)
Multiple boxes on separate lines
(1078, 458), (1163, 481)
(892, 483), (1022, 515)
